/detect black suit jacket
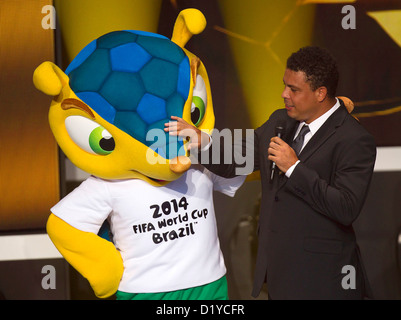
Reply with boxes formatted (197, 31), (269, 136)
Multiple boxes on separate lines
(203, 101), (376, 299)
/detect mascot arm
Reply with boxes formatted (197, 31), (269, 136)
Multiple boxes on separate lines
(47, 213), (124, 298)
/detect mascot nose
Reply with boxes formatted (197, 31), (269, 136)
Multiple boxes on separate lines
(169, 156), (191, 174)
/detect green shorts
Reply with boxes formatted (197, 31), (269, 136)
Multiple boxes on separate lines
(115, 276), (228, 300)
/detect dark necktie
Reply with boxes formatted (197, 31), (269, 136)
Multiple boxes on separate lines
(292, 124), (310, 156)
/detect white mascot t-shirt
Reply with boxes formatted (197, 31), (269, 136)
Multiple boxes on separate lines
(51, 165), (245, 293)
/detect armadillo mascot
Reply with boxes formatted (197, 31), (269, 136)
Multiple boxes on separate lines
(33, 9), (245, 300)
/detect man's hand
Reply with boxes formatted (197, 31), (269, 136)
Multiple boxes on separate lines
(164, 116), (210, 151)
(268, 137), (299, 173)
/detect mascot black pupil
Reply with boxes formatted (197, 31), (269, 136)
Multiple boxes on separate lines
(191, 108), (201, 125)
(100, 137), (115, 151)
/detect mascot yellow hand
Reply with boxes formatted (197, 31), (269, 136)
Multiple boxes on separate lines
(47, 214), (123, 298)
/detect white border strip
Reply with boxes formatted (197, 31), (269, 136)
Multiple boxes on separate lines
(375, 147), (401, 172)
(0, 146), (399, 262)
(0, 234), (62, 261)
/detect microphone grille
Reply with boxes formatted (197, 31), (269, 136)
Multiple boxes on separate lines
(275, 119), (286, 135)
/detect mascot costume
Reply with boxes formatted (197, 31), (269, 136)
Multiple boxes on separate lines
(33, 9), (245, 300)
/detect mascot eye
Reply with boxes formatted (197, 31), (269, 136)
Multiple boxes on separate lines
(65, 116), (115, 155)
(89, 126), (115, 155)
(191, 75), (207, 126)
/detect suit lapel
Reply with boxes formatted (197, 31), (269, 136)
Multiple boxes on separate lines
(298, 104), (348, 162)
(284, 120), (299, 145)
(276, 103), (348, 191)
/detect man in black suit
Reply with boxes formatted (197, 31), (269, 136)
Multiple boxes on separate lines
(165, 46), (376, 299)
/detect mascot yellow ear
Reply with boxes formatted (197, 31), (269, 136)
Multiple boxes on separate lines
(33, 61), (69, 96)
(171, 8), (206, 48)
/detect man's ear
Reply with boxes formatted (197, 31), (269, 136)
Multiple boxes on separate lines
(33, 61), (69, 96)
(316, 86), (328, 102)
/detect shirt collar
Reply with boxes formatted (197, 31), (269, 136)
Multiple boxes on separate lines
(297, 98), (341, 136)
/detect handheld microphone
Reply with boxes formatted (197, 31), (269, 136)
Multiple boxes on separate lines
(270, 121), (286, 182)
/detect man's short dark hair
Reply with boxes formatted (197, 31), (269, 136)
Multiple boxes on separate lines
(286, 46), (339, 98)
